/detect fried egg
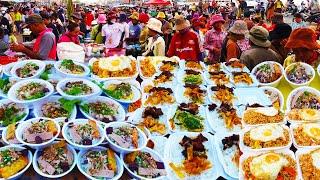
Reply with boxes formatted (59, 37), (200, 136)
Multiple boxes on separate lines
(252, 107), (279, 116)
(98, 57), (131, 71)
(250, 152), (288, 179)
(303, 123), (320, 140)
(300, 109), (320, 121)
(249, 124), (284, 142)
(311, 149), (320, 169)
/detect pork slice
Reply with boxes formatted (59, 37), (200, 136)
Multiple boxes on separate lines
(138, 168), (167, 176)
(91, 167), (115, 178)
(69, 127), (82, 143)
(66, 149), (74, 165)
(25, 132), (53, 143)
(109, 133), (130, 148)
(8, 138), (20, 144)
(38, 157), (56, 175)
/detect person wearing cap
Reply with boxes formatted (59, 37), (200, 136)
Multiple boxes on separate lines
(284, 28), (320, 68)
(101, 12), (125, 48)
(240, 26), (282, 70)
(85, 9), (94, 29)
(167, 15), (201, 61)
(269, 22), (292, 63)
(72, 12), (86, 36)
(220, 20), (248, 62)
(157, 11), (172, 52)
(139, 13), (150, 52)
(10, 14), (56, 60)
(90, 14), (107, 44)
(58, 22), (81, 45)
(291, 13), (307, 30)
(40, 12), (60, 42)
(142, 18), (165, 56)
(127, 12), (141, 45)
(204, 15), (226, 63)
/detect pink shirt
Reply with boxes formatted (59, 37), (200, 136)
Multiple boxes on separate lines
(204, 29), (226, 62)
(58, 32), (80, 45)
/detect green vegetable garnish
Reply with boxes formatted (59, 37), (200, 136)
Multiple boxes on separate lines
(184, 74), (202, 85)
(81, 102), (116, 116)
(0, 78), (10, 93)
(104, 83), (132, 100)
(25, 91), (46, 100)
(65, 86), (83, 95)
(58, 98), (81, 116)
(0, 104), (26, 127)
(175, 110), (204, 131)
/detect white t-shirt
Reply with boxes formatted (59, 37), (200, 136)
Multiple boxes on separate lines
(101, 23), (125, 48)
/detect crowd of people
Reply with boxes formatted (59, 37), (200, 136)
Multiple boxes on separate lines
(0, 1), (319, 70)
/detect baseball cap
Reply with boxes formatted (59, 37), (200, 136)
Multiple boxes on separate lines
(22, 14), (43, 28)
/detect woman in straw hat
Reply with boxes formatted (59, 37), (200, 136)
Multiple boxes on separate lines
(284, 28), (320, 68)
(142, 18), (165, 56)
(220, 20), (248, 62)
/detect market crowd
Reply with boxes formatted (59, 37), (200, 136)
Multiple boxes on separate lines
(0, 1), (320, 70)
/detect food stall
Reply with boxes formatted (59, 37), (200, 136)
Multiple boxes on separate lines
(0, 55), (319, 179)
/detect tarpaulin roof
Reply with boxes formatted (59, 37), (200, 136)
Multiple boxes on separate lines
(144, 0), (171, 6)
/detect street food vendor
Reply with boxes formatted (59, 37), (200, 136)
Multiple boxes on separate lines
(10, 14), (57, 60)
(167, 15), (201, 61)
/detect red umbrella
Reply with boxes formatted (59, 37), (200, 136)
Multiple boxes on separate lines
(144, 0), (171, 6)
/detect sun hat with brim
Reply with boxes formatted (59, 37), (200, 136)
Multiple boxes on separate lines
(285, 28), (320, 50)
(139, 13), (150, 24)
(129, 12), (139, 21)
(209, 15), (225, 26)
(174, 15), (190, 31)
(249, 26), (271, 48)
(269, 23), (292, 41)
(146, 18), (163, 34)
(107, 12), (117, 20)
(157, 12), (166, 19)
(21, 14), (43, 28)
(229, 20), (248, 35)
(97, 14), (106, 24)
(72, 12), (83, 20)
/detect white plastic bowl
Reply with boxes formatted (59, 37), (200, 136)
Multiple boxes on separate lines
(54, 60), (90, 78)
(284, 62), (315, 89)
(286, 86), (320, 111)
(62, 119), (105, 151)
(15, 117), (60, 149)
(290, 123), (320, 149)
(10, 60), (46, 79)
(103, 80), (141, 103)
(56, 78), (102, 100)
(121, 147), (167, 180)
(0, 145), (32, 180)
(260, 86), (285, 111)
(33, 142), (77, 178)
(251, 61), (284, 87)
(0, 99), (29, 130)
(33, 95), (77, 121)
(7, 79), (54, 104)
(79, 96), (126, 124)
(104, 122), (148, 153)
(3, 62), (15, 76)
(77, 146), (123, 180)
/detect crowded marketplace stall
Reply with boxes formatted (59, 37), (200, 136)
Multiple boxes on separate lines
(0, 0), (319, 179)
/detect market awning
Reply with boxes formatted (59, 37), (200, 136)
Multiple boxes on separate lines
(144, 0), (171, 6)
